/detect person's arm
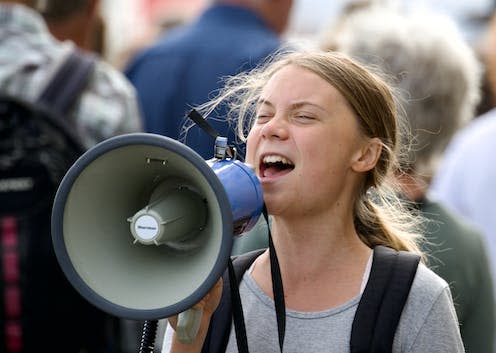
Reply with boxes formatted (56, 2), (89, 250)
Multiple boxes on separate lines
(164, 278), (223, 353)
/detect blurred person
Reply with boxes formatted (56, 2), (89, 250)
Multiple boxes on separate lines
(36, 0), (104, 54)
(115, 13), (188, 73)
(474, 68), (496, 116)
(473, 13), (496, 116)
(0, 1), (142, 352)
(125, 0), (294, 159)
(326, 6), (495, 352)
(431, 12), (496, 294)
(0, 0), (142, 148)
(162, 49), (464, 353)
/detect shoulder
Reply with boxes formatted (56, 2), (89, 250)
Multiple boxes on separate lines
(419, 200), (491, 289)
(410, 262), (450, 298)
(421, 200), (485, 250)
(395, 261), (451, 323)
(401, 264), (453, 329)
(394, 264), (463, 351)
(0, 18), (68, 99)
(90, 58), (138, 99)
(430, 110), (496, 197)
(443, 109), (496, 158)
(73, 56), (142, 145)
(231, 249), (266, 271)
(459, 108), (496, 137)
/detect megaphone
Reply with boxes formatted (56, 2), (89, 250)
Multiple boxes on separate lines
(51, 133), (263, 343)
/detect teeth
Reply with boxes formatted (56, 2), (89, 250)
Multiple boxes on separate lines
(263, 155), (293, 165)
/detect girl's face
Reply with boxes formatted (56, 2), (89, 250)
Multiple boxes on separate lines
(246, 64), (379, 217)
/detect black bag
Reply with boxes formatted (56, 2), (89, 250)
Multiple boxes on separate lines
(202, 245), (420, 353)
(0, 49), (114, 353)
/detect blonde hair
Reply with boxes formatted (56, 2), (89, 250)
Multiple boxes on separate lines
(198, 49), (424, 254)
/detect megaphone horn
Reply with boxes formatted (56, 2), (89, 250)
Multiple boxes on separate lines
(51, 133), (263, 336)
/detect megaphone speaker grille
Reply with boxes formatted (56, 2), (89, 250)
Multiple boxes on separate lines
(51, 133), (233, 320)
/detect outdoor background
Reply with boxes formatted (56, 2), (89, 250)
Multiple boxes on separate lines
(99, 0), (496, 68)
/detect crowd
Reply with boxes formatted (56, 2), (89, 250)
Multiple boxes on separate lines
(0, 0), (495, 352)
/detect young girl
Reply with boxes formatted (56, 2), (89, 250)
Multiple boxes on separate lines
(163, 50), (464, 352)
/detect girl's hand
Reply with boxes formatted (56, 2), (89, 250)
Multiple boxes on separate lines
(167, 278), (223, 352)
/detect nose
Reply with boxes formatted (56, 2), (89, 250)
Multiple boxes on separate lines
(260, 115), (289, 140)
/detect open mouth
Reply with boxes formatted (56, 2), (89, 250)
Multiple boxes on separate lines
(260, 155), (295, 178)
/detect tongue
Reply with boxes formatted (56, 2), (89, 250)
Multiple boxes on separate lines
(264, 165), (291, 178)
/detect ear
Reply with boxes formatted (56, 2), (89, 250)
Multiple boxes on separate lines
(351, 137), (383, 173)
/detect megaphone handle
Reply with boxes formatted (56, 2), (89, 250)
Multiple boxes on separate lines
(176, 307), (203, 344)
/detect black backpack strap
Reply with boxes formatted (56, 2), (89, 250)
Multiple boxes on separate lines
(350, 245), (420, 353)
(202, 249), (265, 353)
(37, 48), (96, 115)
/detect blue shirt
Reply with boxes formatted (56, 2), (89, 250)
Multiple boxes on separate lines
(125, 4), (282, 159)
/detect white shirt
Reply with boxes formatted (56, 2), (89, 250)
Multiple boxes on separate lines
(430, 108), (496, 282)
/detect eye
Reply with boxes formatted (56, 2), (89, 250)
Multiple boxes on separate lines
(294, 114), (316, 123)
(255, 113), (272, 124)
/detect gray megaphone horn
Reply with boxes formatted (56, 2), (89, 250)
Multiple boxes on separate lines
(51, 133), (263, 344)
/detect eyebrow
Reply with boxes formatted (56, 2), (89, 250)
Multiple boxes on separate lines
(256, 98), (273, 108)
(257, 98), (328, 113)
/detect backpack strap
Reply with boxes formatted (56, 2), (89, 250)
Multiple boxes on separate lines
(201, 246), (419, 353)
(37, 48), (96, 115)
(201, 249), (265, 353)
(350, 245), (420, 353)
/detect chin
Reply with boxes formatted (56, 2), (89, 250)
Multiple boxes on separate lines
(261, 194), (287, 216)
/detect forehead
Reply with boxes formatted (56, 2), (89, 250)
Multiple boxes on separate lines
(260, 64), (350, 109)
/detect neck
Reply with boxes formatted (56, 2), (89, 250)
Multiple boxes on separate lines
(270, 211), (368, 272)
(254, 218), (372, 311)
(213, 0), (289, 34)
(46, 12), (96, 52)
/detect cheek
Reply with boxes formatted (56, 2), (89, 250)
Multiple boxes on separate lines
(245, 129), (259, 166)
(303, 138), (346, 178)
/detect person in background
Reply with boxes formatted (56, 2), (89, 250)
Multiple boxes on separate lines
(125, 0), (294, 159)
(0, 0), (142, 148)
(325, 6), (495, 352)
(0, 1), (142, 352)
(37, 0), (104, 54)
(162, 49), (464, 353)
(430, 11), (496, 297)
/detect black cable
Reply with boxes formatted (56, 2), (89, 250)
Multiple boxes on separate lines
(230, 205), (286, 353)
(138, 320), (158, 353)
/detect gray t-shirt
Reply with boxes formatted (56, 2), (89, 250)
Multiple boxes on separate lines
(163, 262), (464, 352)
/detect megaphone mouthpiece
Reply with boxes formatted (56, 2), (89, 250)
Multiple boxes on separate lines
(128, 184), (207, 248)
